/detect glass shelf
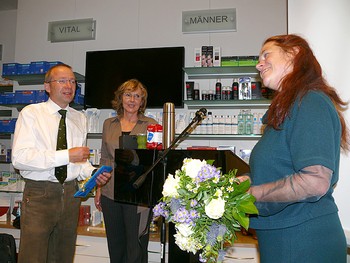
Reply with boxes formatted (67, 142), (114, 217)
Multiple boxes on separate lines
(183, 134), (261, 140)
(2, 72), (85, 85)
(184, 99), (271, 109)
(0, 103), (84, 111)
(87, 133), (261, 140)
(183, 66), (259, 79)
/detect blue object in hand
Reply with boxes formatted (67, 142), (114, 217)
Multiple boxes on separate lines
(74, 165), (112, 198)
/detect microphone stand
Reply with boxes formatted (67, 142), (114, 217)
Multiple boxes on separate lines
(132, 112), (205, 263)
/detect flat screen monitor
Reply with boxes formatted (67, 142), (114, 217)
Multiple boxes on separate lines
(84, 46), (185, 109)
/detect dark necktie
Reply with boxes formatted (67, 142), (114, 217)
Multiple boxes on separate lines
(55, 109), (67, 184)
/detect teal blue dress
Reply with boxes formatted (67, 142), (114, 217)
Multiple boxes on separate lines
(249, 91), (347, 263)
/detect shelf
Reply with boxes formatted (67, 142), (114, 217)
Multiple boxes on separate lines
(184, 66), (259, 79)
(87, 133), (102, 139)
(0, 103), (84, 111)
(184, 99), (271, 109)
(184, 134), (261, 140)
(88, 133), (261, 140)
(0, 86), (13, 92)
(0, 134), (12, 140)
(2, 72), (85, 85)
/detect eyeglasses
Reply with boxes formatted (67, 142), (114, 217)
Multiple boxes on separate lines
(123, 93), (142, 100)
(47, 79), (77, 85)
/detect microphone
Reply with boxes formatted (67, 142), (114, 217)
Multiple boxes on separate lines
(194, 108), (207, 121)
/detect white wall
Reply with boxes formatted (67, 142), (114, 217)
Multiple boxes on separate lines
(12, 0), (286, 75)
(0, 9), (17, 70)
(288, 0), (350, 234)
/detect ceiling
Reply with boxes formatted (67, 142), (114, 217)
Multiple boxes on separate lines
(0, 0), (18, 11)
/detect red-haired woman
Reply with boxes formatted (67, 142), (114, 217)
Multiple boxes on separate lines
(240, 34), (349, 262)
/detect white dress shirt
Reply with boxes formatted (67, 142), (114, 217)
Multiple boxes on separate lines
(12, 98), (95, 182)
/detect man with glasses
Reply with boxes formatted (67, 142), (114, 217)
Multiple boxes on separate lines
(12, 63), (111, 263)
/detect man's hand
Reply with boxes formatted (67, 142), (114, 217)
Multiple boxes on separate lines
(69, 147), (90, 163)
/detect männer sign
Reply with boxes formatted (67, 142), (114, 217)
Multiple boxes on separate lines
(182, 8), (236, 33)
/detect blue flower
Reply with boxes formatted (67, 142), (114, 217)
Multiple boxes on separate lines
(207, 223), (219, 246)
(195, 164), (221, 184)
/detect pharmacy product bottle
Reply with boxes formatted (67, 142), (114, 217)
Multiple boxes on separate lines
(215, 79), (222, 100)
(245, 110), (253, 135)
(213, 115), (219, 134)
(206, 112), (213, 134)
(237, 110), (245, 135)
(232, 115), (238, 134)
(232, 79), (239, 100)
(253, 112), (259, 134)
(225, 115), (232, 134)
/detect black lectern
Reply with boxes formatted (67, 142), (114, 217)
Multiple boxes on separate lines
(114, 149), (250, 262)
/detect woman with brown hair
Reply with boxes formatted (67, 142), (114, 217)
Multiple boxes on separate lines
(240, 34), (349, 262)
(95, 79), (157, 263)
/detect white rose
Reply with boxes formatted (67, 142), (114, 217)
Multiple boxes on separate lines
(174, 233), (202, 254)
(162, 173), (180, 198)
(176, 223), (194, 237)
(205, 197), (226, 219)
(182, 158), (206, 179)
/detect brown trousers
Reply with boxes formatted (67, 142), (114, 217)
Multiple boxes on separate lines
(18, 179), (81, 263)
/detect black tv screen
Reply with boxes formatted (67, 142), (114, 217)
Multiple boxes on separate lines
(84, 46), (185, 109)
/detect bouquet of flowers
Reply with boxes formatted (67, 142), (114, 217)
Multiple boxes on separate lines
(153, 158), (258, 263)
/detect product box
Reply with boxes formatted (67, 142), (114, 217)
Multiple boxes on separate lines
(30, 61), (49, 74)
(213, 47), (221, 67)
(0, 119), (17, 133)
(201, 46), (208, 67)
(46, 61), (63, 70)
(35, 90), (48, 102)
(239, 77), (252, 100)
(0, 92), (14, 104)
(194, 48), (201, 67)
(78, 205), (91, 226)
(206, 46), (214, 67)
(2, 63), (19, 75)
(17, 63), (31, 75)
(74, 93), (84, 105)
(185, 81), (195, 100)
(238, 56), (259, 66)
(0, 206), (9, 222)
(221, 56), (239, 67)
(14, 90), (36, 104)
(251, 81), (262, 99)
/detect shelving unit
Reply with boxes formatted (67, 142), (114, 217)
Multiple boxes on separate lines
(183, 66), (259, 79)
(184, 99), (271, 109)
(2, 72), (85, 85)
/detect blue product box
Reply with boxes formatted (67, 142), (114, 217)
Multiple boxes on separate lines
(30, 61), (49, 74)
(0, 92), (15, 104)
(74, 93), (85, 105)
(46, 61), (63, 71)
(2, 63), (20, 75)
(17, 63), (31, 75)
(35, 90), (48, 103)
(0, 119), (17, 133)
(14, 90), (36, 104)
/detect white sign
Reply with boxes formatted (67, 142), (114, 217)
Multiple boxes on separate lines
(48, 18), (96, 43)
(182, 8), (236, 33)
